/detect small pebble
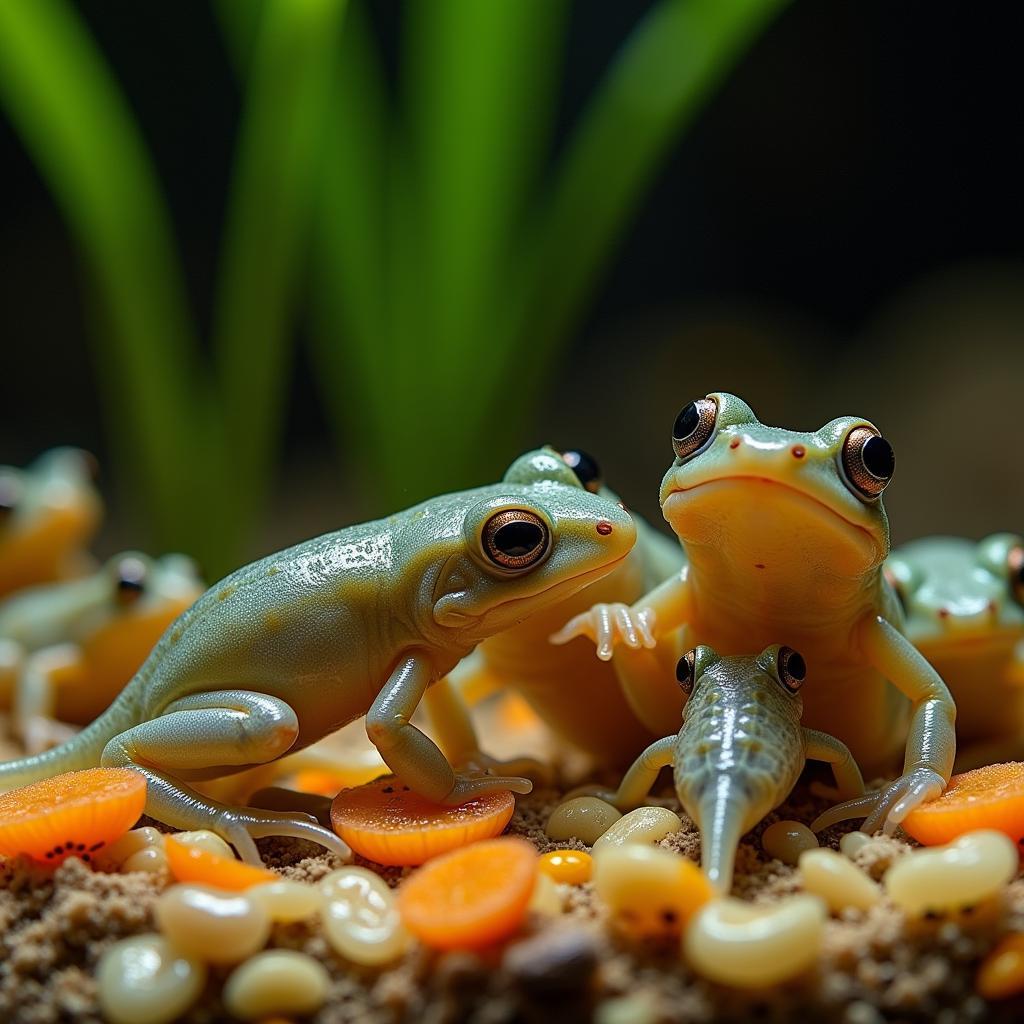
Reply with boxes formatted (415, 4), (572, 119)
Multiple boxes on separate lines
(592, 806), (682, 851)
(839, 831), (872, 859)
(546, 797), (621, 844)
(539, 850), (592, 885)
(320, 866), (410, 966)
(248, 879), (322, 923)
(503, 926), (599, 998)
(798, 848), (881, 913)
(223, 950), (330, 1020)
(762, 820), (818, 864)
(154, 884), (270, 964)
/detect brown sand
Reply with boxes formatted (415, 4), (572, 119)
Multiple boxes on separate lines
(3, 770), (1024, 1024)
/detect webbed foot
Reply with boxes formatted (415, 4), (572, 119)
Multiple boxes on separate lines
(811, 767), (945, 835)
(458, 751), (554, 787)
(443, 770), (532, 806)
(550, 603), (656, 661)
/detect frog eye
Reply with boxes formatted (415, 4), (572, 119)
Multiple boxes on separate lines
(482, 510), (550, 571)
(841, 426), (895, 500)
(114, 557), (147, 605)
(560, 449), (603, 494)
(671, 398), (718, 461)
(676, 649), (697, 696)
(776, 646), (807, 693)
(1009, 545), (1024, 607)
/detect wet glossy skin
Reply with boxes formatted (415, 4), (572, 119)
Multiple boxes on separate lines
(555, 393), (957, 834)
(888, 534), (1024, 754)
(0, 448), (101, 599)
(0, 451), (635, 863)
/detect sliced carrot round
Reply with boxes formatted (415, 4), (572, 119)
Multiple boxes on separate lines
(397, 837), (538, 949)
(165, 834), (277, 890)
(0, 767), (146, 866)
(902, 762), (1024, 846)
(330, 775), (515, 866)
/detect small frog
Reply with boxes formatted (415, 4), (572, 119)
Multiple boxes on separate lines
(886, 534), (1024, 767)
(603, 644), (864, 892)
(0, 451), (635, 863)
(0, 552), (203, 753)
(0, 448), (102, 599)
(555, 393), (957, 834)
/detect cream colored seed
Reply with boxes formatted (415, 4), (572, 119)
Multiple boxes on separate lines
(883, 829), (1018, 915)
(95, 826), (164, 871)
(762, 820), (818, 865)
(155, 884), (270, 964)
(319, 866), (410, 966)
(248, 879), (323, 923)
(528, 871), (563, 917)
(223, 950), (330, 1021)
(684, 895), (827, 988)
(839, 830), (872, 859)
(546, 797), (621, 845)
(172, 829), (235, 859)
(798, 848), (880, 913)
(592, 806), (682, 851)
(97, 934), (206, 1024)
(121, 847), (168, 875)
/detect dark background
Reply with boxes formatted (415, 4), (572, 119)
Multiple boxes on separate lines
(2, 0), (1022, 555)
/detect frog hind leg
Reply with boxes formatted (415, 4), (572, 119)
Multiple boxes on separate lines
(99, 688), (351, 864)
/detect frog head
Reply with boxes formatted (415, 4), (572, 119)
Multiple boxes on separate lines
(0, 447), (102, 597)
(659, 393), (893, 580)
(426, 448), (636, 643)
(887, 534), (1024, 650)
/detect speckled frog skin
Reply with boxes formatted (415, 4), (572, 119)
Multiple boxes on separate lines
(0, 450), (634, 863)
(605, 645), (864, 891)
(888, 534), (1024, 763)
(556, 393), (957, 834)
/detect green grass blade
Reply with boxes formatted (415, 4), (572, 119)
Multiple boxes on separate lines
(214, 0), (267, 77)
(212, 0), (348, 539)
(0, 0), (230, 565)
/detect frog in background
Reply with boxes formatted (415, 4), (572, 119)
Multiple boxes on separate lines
(0, 552), (203, 752)
(0, 448), (102, 598)
(887, 533), (1024, 769)
(555, 393), (957, 835)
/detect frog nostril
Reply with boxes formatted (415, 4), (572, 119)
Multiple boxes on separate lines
(938, 607), (950, 620)
(729, 439), (740, 450)
(791, 445), (806, 459)
(596, 521), (613, 536)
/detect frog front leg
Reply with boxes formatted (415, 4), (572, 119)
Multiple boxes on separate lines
(802, 728), (865, 801)
(814, 616), (956, 834)
(366, 653), (533, 805)
(607, 735), (676, 810)
(14, 644), (84, 754)
(99, 689), (351, 864)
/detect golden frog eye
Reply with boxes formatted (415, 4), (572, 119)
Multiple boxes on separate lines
(671, 397), (718, 461)
(482, 510), (550, 571)
(676, 649), (697, 696)
(560, 449), (602, 494)
(1009, 545), (1024, 607)
(841, 426), (895, 500)
(114, 556), (148, 605)
(777, 646), (807, 693)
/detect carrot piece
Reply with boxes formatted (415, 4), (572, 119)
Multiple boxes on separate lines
(330, 775), (515, 866)
(901, 762), (1024, 846)
(0, 767), (146, 866)
(165, 834), (277, 890)
(397, 837), (538, 949)
(978, 933), (1024, 1000)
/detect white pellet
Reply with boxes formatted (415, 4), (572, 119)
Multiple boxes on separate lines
(798, 848), (880, 913)
(319, 866), (410, 966)
(223, 950), (330, 1020)
(592, 806), (683, 851)
(545, 797), (621, 845)
(154, 884), (270, 964)
(839, 831), (872, 859)
(248, 879), (323, 923)
(171, 829), (234, 859)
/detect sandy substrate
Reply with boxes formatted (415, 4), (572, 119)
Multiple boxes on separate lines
(2, 764), (1024, 1024)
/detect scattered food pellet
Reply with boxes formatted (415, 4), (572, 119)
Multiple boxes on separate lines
(397, 837), (538, 949)
(164, 833), (277, 890)
(155, 883), (271, 964)
(592, 844), (712, 939)
(798, 848), (880, 913)
(223, 950), (330, 1021)
(901, 762), (1024, 845)
(249, 878), (323, 923)
(97, 934), (206, 1024)
(762, 819), (818, 864)
(884, 829), (1018, 915)
(171, 828), (235, 859)
(320, 866), (410, 966)
(528, 871), (563, 917)
(592, 806), (682, 851)
(839, 830), (872, 859)
(95, 826), (166, 873)
(684, 895), (827, 988)
(539, 849), (592, 885)
(977, 932), (1024, 1000)
(546, 797), (621, 845)
(330, 775), (515, 865)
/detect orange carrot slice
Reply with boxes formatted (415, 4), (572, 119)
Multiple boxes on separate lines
(0, 767), (146, 866)
(330, 775), (515, 866)
(902, 762), (1024, 846)
(165, 834), (277, 890)
(977, 933), (1024, 1000)
(397, 837), (538, 949)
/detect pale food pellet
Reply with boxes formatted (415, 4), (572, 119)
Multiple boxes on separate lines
(319, 866), (410, 966)
(172, 829), (235, 859)
(545, 797), (621, 845)
(528, 871), (563, 917)
(97, 934), (206, 1024)
(121, 846), (168, 875)
(592, 806), (682, 851)
(248, 879), (323, 923)
(884, 829), (1018, 915)
(684, 895), (827, 988)
(798, 848), (880, 912)
(839, 831), (872, 859)
(95, 826), (164, 871)
(155, 884), (271, 964)
(223, 950), (330, 1020)
(761, 820), (818, 865)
